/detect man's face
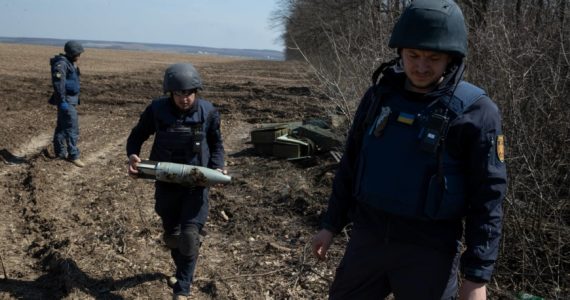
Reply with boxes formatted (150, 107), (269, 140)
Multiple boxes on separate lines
(70, 54), (80, 63)
(172, 89), (197, 111)
(401, 48), (452, 93)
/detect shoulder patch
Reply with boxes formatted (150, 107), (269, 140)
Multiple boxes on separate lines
(55, 72), (62, 79)
(496, 135), (505, 162)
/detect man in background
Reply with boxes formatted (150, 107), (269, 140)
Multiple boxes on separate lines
(49, 40), (85, 167)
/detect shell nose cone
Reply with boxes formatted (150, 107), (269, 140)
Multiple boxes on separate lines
(199, 167), (232, 186)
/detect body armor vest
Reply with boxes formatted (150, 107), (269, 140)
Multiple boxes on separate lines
(354, 81), (484, 220)
(49, 55), (80, 105)
(149, 97), (214, 167)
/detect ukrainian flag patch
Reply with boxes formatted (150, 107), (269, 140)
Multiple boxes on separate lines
(397, 112), (415, 125)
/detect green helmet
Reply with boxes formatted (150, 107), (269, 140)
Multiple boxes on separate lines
(64, 40), (84, 57)
(163, 63), (203, 93)
(388, 0), (467, 57)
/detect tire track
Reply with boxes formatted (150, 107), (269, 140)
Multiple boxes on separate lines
(0, 113), (139, 297)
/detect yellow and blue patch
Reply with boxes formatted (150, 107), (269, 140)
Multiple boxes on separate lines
(397, 112), (415, 125)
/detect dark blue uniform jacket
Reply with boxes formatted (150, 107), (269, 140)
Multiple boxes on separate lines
(322, 62), (507, 283)
(49, 55), (80, 105)
(126, 96), (224, 170)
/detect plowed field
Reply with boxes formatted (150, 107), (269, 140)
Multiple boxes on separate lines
(0, 43), (346, 299)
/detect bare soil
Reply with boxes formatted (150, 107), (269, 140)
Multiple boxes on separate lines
(0, 43), (347, 299)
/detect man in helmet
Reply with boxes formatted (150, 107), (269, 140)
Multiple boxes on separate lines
(311, 1), (507, 299)
(126, 63), (226, 299)
(49, 40), (85, 167)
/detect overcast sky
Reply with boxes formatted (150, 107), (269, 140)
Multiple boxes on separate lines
(0, 0), (284, 51)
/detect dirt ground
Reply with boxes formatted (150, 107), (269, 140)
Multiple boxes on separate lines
(0, 43), (348, 299)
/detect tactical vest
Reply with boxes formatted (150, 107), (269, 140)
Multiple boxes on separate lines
(49, 55), (81, 105)
(354, 81), (485, 220)
(63, 63), (80, 96)
(149, 97), (214, 167)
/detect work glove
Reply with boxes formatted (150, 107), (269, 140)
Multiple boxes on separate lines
(58, 102), (69, 111)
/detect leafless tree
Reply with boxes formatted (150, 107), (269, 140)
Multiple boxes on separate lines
(274, 0), (409, 130)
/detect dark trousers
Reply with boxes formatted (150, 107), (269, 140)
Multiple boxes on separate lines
(169, 226), (201, 296)
(53, 105), (80, 160)
(329, 227), (459, 300)
(155, 183), (208, 296)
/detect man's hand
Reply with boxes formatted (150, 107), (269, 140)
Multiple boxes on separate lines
(459, 280), (486, 300)
(311, 229), (334, 260)
(128, 154), (141, 177)
(58, 102), (69, 111)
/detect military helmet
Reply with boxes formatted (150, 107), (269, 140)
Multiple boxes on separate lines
(64, 40), (84, 57)
(163, 63), (203, 93)
(388, 0), (468, 57)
